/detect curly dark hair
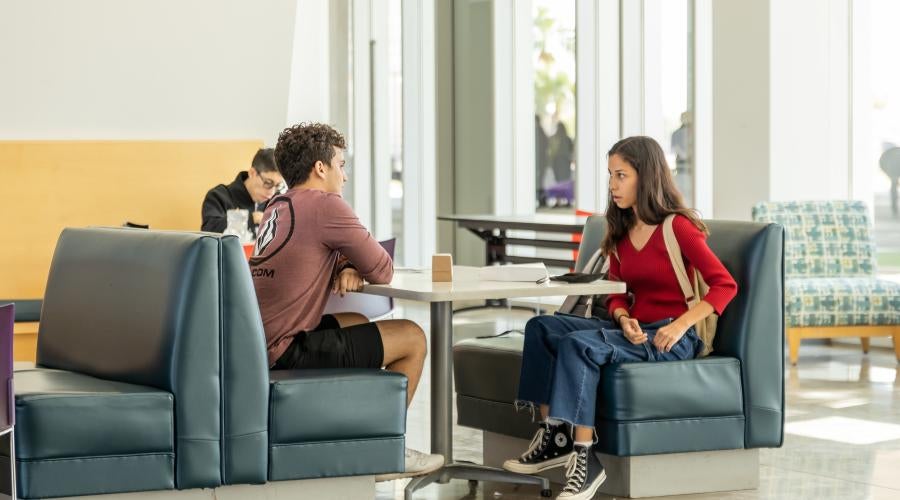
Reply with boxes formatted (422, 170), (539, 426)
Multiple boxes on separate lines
(275, 122), (347, 187)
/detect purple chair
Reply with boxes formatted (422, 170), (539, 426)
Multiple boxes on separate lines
(545, 179), (575, 206)
(0, 303), (16, 499)
(322, 238), (396, 320)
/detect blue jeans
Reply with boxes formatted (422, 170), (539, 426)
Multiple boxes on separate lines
(516, 313), (703, 428)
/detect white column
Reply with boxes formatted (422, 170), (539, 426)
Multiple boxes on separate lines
(402, 0), (437, 267)
(769, 0), (850, 202)
(642, 0), (664, 143)
(287, 0), (330, 126)
(492, 0), (535, 216)
(576, 0), (619, 214)
(710, 0), (770, 220)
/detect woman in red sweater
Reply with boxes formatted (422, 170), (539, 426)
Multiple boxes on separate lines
(503, 136), (737, 500)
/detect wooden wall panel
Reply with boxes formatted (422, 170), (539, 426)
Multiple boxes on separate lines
(0, 140), (264, 300)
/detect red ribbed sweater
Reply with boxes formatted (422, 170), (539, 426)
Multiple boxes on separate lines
(605, 215), (737, 323)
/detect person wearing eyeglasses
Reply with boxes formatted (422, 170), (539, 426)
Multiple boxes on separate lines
(201, 147), (286, 236)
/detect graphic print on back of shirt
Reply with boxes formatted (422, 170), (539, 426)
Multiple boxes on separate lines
(255, 207), (278, 255)
(248, 196), (295, 265)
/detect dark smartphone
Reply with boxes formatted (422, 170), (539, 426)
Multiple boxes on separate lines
(549, 272), (605, 284)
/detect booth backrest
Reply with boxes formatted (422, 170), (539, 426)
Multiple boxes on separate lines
(574, 216), (785, 448)
(35, 227), (269, 488)
(573, 216), (606, 272)
(704, 220), (785, 448)
(218, 235), (269, 484)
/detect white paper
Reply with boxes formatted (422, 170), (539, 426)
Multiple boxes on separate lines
(478, 263), (549, 282)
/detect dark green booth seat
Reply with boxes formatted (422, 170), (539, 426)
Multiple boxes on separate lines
(12, 228), (226, 498)
(594, 357), (745, 455)
(454, 218), (785, 457)
(268, 369), (407, 481)
(456, 338), (746, 456)
(0, 299), (42, 322)
(10, 368), (175, 498)
(11, 228), (406, 498)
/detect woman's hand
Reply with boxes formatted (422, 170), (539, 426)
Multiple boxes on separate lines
(652, 319), (688, 352)
(620, 317), (647, 345)
(333, 268), (364, 297)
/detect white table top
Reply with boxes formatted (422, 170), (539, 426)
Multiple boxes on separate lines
(361, 266), (625, 302)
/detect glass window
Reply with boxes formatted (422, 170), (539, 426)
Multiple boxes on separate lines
(329, 0), (355, 207)
(388, 0), (404, 263)
(866, 0), (900, 271)
(644, 0), (692, 207)
(534, 0), (577, 212)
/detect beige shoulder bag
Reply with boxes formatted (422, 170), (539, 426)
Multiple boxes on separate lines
(661, 214), (717, 357)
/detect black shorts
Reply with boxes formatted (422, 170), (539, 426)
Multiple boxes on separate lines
(273, 314), (384, 370)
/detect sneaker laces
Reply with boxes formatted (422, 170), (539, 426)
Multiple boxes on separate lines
(521, 426), (551, 461)
(562, 448), (588, 494)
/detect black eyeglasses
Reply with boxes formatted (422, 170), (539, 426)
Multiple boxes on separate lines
(260, 176), (285, 191)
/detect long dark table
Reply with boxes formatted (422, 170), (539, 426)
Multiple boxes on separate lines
(438, 213), (589, 269)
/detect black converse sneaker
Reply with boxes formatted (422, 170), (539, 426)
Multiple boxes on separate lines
(557, 444), (606, 500)
(502, 422), (573, 474)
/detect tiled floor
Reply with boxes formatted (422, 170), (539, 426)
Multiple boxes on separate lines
(375, 301), (900, 500)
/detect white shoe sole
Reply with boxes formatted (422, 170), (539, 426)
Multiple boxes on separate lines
(374, 456), (445, 482)
(556, 469), (607, 500)
(501, 453), (572, 474)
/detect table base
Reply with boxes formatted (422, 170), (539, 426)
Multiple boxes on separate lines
(403, 462), (552, 499)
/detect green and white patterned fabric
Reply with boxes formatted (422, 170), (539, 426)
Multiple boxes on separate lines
(752, 201), (876, 279)
(752, 200), (899, 328)
(785, 277), (900, 328)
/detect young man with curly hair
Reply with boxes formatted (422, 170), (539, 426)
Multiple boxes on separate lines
(250, 122), (443, 480)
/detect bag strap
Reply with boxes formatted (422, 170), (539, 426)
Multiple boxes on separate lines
(580, 247), (604, 274)
(559, 247), (616, 316)
(585, 248), (617, 310)
(575, 246), (614, 275)
(598, 248), (614, 275)
(661, 214), (696, 305)
(560, 248), (600, 314)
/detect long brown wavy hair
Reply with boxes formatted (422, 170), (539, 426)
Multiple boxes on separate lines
(601, 136), (707, 256)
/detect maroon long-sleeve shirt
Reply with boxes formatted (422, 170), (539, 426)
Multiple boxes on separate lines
(250, 188), (393, 366)
(605, 214), (737, 323)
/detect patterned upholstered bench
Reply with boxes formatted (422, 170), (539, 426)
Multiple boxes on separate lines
(752, 200), (900, 365)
